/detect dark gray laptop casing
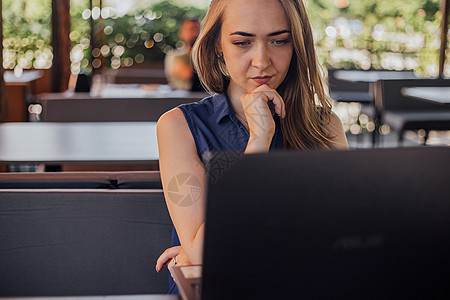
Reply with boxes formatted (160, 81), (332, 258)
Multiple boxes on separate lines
(202, 147), (450, 299)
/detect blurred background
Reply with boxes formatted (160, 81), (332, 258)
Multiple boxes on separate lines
(4, 0), (447, 76)
(2, 0), (450, 146)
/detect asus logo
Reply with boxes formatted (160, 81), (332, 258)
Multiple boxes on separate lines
(333, 235), (384, 250)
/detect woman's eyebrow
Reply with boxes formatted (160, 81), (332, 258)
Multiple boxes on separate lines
(267, 30), (291, 36)
(229, 31), (255, 37)
(229, 30), (291, 37)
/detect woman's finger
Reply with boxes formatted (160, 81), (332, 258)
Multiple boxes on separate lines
(155, 246), (182, 272)
(251, 84), (285, 118)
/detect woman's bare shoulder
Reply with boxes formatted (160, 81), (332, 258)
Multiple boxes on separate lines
(157, 107), (197, 152)
(158, 107), (187, 129)
(158, 106), (194, 135)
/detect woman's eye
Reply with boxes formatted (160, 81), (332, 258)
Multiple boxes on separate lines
(232, 41), (250, 47)
(272, 39), (290, 45)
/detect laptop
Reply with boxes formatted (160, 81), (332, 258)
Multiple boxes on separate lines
(177, 147), (450, 299)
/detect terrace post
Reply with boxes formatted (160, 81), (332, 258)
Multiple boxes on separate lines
(0, 2), (7, 122)
(439, 0), (449, 78)
(51, 0), (71, 92)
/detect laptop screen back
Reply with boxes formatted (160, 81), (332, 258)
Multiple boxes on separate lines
(201, 147), (450, 299)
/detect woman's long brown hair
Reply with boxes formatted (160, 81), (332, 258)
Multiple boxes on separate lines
(193, 0), (335, 150)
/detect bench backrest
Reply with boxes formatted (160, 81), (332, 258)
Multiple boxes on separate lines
(40, 96), (207, 122)
(374, 78), (450, 113)
(0, 189), (171, 296)
(0, 171), (162, 189)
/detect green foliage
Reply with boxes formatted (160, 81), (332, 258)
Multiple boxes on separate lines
(305, 0), (445, 76)
(2, 0), (52, 69)
(2, 0), (447, 77)
(108, 1), (204, 60)
(3, 0), (51, 40)
(69, 0), (206, 73)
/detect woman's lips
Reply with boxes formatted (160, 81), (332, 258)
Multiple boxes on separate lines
(252, 76), (272, 85)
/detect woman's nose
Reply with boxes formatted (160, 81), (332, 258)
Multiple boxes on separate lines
(251, 44), (271, 70)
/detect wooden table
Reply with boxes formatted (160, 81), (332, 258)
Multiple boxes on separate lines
(333, 70), (418, 146)
(107, 68), (168, 84)
(401, 87), (450, 105)
(333, 70), (417, 83)
(333, 70), (417, 100)
(0, 122), (159, 171)
(37, 84), (209, 122)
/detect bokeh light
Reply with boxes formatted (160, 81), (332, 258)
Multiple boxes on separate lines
(1, 0), (447, 82)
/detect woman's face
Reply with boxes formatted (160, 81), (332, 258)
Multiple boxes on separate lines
(219, 0), (293, 97)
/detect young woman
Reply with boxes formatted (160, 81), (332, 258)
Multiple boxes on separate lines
(155, 0), (348, 294)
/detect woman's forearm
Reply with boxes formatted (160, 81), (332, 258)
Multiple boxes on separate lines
(245, 135), (273, 153)
(183, 223), (205, 265)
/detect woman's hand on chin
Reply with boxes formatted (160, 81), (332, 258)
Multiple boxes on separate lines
(241, 84), (285, 152)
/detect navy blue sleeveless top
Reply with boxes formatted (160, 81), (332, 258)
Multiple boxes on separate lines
(167, 93), (284, 294)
